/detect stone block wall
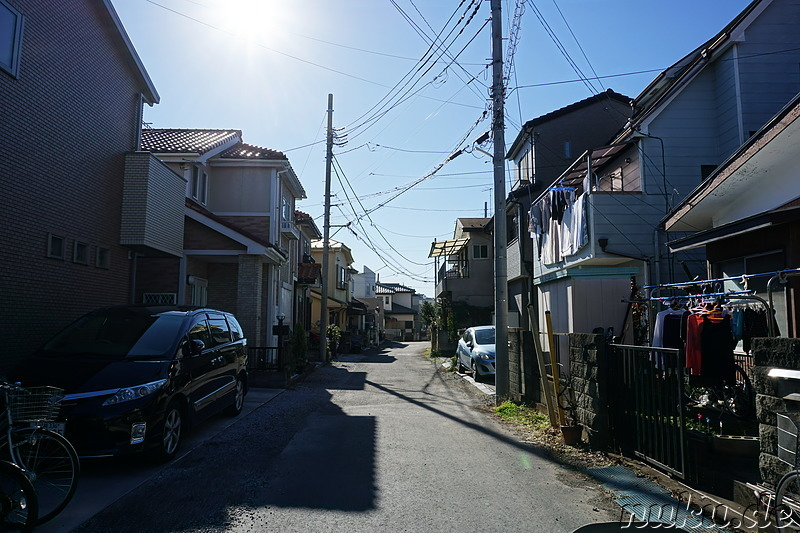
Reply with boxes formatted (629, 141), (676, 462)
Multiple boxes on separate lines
(753, 337), (800, 487)
(568, 333), (610, 449)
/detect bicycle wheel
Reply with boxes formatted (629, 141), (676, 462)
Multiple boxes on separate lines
(11, 428), (79, 525)
(775, 470), (800, 531)
(0, 460), (38, 532)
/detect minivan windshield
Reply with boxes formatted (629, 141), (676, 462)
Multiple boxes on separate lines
(40, 308), (185, 358)
(474, 328), (495, 345)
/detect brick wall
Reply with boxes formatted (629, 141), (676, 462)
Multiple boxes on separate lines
(137, 257), (181, 301)
(208, 263), (238, 314)
(0, 0), (150, 370)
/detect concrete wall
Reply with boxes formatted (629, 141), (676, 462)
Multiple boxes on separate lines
(568, 333), (610, 449)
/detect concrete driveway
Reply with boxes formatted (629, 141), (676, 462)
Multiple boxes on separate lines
(38, 388), (284, 533)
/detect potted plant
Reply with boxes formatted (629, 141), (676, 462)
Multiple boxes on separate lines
(289, 323), (308, 374)
(326, 324), (342, 360)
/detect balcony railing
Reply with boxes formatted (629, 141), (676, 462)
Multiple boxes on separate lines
(280, 220), (299, 240)
(437, 259), (469, 283)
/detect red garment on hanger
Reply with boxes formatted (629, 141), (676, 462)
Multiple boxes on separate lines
(685, 314), (704, 375)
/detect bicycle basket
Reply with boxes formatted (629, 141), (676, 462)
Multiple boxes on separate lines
(778, 412), (800, 467)
(7, 386), (65, 423)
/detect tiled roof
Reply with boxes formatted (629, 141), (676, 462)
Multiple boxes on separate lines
(219, 142), (287, 160)
(382, 282), (414, 293)
(141, 129), (241, 154)
(185, 199), (286, 260)
(295, 211), (312, 220)
(385, 302), (417, 315)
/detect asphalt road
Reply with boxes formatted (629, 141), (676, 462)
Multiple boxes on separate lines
(68, 341), (617, 533)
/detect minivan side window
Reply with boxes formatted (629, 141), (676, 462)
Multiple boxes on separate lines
(187, 319), (212, 349)
(227, 316), (244, 341)
(207, 316), (231, 346)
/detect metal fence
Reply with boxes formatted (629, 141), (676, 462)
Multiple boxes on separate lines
(609, 344), (687, 479)
(247, 346), (281, 372)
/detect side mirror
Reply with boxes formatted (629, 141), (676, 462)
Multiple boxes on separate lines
(182, 339), (205, 356)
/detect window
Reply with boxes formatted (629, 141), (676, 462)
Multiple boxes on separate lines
(0, 0), (23, 78)
(47, 233), (64, 259)
(282, 196), (291, 221)
(336, 265), (347, 290)
(96, 247), (110, 269)
(188, 276), (208, 306)
(191, 167), (199, 199)
(190, 167), (208, 204)
(199, 171), (207, 204)
(564, 141), (571, 159)
(187, 319), (211, 349)
(228, 316), (244, 341)
(507, 213), (518, 244)
(473, 244), (488, 259)
(207, 316), (231, 346)
(73, 241), (89, 265)
(405, 321), (413, 329)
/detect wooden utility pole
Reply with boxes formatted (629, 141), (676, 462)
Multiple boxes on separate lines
(320, 93), (333, 362)
(491, 0), (509, 401)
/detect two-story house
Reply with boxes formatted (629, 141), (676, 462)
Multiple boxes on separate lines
(525, 0), (800, 364)
(505, 90), (632, 330)
(295, 211), (322, 335)
(430, 218), (494, 336)
(0, 0), (159, 370)
(137, 128), (307, 347)
(351, 265), (382, 347)
(664, 90), (800, 339)
(377, 282), (419, 341)
(310, 238), (355, 335)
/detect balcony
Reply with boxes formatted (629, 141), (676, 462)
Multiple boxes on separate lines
(120, 152), (185, 257)
(280, 219), (299, 240)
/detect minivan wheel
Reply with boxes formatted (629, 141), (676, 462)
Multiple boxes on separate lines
(153, 402), (183, 463)
(224, 376), (245, 417)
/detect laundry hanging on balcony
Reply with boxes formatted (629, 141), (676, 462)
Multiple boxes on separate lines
(528, 187), (588, 265)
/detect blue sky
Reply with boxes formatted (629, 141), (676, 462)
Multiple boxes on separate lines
(113, 0), (753, 296)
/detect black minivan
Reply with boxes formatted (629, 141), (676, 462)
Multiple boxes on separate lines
(12, 305), (248, 461)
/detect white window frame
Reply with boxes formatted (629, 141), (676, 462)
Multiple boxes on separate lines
(73, 241), (89, 265)
(47, 233), (64, 259)
(188, 276), (208, 306)
(0, 0), (24, 78)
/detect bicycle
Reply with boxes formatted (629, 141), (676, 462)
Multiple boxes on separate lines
(0, 459), (37, 532)
(771, 412), (800, 531)
(0, 382), (80, 526)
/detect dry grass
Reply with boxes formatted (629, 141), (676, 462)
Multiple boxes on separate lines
(490, 400), (614, 470)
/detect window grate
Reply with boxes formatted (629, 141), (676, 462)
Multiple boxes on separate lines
(142, 293), (177, 305)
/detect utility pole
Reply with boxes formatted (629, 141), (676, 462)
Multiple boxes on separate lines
(320, 93), (333, 363)
(491, 0), (509, 401)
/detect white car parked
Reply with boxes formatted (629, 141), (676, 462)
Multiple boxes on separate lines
(456, 325), (496, 382)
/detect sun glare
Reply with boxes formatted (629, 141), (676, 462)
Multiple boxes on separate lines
(213, 0), (285, 44)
